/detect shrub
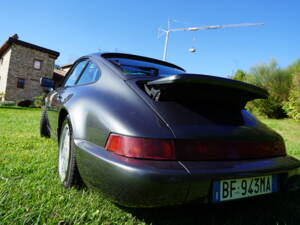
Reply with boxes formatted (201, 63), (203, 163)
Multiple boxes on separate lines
(283, 71), (300, 120)
(0, 101), (16, 106)
(250, 98), (287, 119)
(17, 99), (34, 107)
(287, 59), (300, 75)
(231, 60), (292, 118)
(33, 95), (44, 108)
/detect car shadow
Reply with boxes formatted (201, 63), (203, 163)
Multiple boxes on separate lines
(121, 191), (300, 225)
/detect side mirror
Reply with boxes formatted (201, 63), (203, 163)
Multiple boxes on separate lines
(40, 77), (55, 93)
(40, 77), (55, 88)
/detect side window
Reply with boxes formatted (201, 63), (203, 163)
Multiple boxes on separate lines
(17, 78), (25, 88)
(77, 62), (100, 85)
(64, 60), (88, 87)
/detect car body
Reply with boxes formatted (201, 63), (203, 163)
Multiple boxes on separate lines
(40, 52), (300, 207)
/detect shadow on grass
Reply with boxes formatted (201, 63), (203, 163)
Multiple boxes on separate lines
(123, 191), (300, 225)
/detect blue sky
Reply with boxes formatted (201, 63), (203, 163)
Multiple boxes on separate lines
(0, 0), (299, 77)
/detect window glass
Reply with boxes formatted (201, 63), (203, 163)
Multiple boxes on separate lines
(106, 57), (184, 77)
(33, 59), (42, 70)
(77, 62), (100, 85)
(64, 60), (88, 87)
(17, 78), (25, 88)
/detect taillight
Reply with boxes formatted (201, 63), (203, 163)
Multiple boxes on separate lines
(174, 140), (286, 160)
(105, 134), (176, 160)
(105, 133), (286, 160)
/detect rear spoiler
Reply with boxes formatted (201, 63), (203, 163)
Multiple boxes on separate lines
(146, 74), (268, 102)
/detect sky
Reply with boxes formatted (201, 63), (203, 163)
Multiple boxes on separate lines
(0, 0), (299, 77)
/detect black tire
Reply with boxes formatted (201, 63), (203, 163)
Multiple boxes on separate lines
(40, 109), (50, 138)
(58, 115), (83, 189)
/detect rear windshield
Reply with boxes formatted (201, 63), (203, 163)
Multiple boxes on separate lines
(106, 57), (184, 77)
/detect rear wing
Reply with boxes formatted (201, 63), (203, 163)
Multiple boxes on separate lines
(145, 74), (268, 103)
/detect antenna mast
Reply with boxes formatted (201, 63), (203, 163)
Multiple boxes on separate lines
(160, 20), (264, 61)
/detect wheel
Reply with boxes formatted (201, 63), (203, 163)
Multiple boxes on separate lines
(40, 109), (50, 138)
(58, 116), (83, 188)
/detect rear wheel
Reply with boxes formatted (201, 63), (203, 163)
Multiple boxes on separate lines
(58, 116), (83, 188)
(40, 109), (50, 138)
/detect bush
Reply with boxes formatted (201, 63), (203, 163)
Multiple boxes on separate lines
(250, 98), (287, 119)
(283, 71), (300, 120)
(15, 96), (44, 108)
(17, 99), (34, 107)
(0, 101), (16, 106)
(231, 60), (292, 119)
(33, 95), (44, 108)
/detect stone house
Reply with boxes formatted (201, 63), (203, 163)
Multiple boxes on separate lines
(52, 62), (73, 87)
(53, 68), (67, 87)
(0, 34), (59, 101)
(60, 62), (73, 73)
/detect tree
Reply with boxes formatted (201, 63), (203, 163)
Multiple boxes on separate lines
(283, 71), (300, 120)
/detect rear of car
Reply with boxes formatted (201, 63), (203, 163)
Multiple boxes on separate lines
(74, 53), (300, 207)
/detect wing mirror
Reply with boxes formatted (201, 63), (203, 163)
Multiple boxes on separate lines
(40, 77), (55, 93)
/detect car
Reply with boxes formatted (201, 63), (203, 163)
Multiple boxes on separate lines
(40, 52), (300, 207)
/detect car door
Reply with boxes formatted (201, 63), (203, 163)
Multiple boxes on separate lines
(47, 59), (89, 137)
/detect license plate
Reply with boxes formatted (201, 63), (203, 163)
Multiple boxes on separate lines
(213, 175), (277, 202)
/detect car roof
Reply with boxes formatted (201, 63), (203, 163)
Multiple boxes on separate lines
(88, 52), (185, 72)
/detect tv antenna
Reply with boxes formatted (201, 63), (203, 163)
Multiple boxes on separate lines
(159, 20), (265, 61)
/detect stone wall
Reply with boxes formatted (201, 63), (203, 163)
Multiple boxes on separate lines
(0, 48), (12, 101)
(4, 44), (55, 101)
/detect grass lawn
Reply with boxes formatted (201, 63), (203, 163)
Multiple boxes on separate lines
(1, 106), (300, 225)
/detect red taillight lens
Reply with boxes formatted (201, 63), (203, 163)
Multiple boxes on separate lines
(174, 140), (286, 160)
(105, 134), (286, 160)
(105, 134), (176, 160)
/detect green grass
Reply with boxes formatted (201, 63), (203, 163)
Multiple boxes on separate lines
(261, 118), (300, 159)
(1, 106), (300, 225)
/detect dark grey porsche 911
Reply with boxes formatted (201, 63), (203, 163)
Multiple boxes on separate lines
(40, 52), (300, 207)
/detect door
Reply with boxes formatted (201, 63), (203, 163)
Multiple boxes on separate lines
(47, 59), (89, 137)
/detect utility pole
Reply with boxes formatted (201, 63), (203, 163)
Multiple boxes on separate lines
(160, 20), (265, 61)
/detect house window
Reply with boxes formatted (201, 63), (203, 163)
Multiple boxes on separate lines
(0, 58), (3, 65)
(33, 59), (42, 70)
(17, 78), (25, 89)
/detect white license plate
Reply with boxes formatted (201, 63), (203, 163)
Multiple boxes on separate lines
(213, 175), (277, 202)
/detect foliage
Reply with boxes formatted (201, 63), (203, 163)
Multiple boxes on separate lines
(16, 99), (33, 107)
(231, 69), (247, 81)
(287, 59), (300, 75)
(0, 101), (15, 106)
(250, 60), (291, 103)
(33, 95), (44, 108)
(14, 96), (44, 108)
(283, 71), (300, 120)
(232, 59), (292, 118)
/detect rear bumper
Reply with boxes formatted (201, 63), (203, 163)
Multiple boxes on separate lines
(75, 139), (300, 207)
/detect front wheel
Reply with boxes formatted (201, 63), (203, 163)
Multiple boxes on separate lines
(58, 116), (83, 188)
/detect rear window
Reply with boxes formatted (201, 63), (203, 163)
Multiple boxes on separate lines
(106, 57), (184, 77)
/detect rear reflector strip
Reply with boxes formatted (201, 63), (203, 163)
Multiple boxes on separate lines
(174, 140), (286, 160)
(105, 134), (286, 160)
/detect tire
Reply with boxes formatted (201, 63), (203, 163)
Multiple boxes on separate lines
(58, 115), (83, 189)
(40, 109), (50, 138)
